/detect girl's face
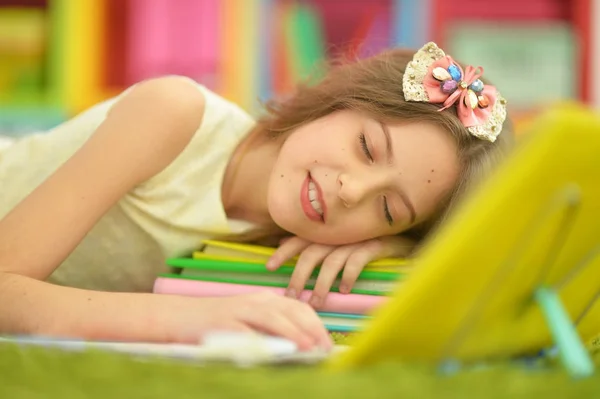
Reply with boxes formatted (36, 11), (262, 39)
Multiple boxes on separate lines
(267, 110), (460, 245)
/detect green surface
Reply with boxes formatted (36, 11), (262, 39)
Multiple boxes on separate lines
(1, 336), (598, 398)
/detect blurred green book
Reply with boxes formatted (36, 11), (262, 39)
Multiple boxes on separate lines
(0, 7), (47, 105)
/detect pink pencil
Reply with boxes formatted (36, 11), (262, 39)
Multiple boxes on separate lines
(153, 277), (386, 315)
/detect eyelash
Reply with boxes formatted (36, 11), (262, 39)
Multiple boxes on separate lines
(359, 134), (394, 226)
(383, 196), (394, 226)
(359, 133), (373, 162)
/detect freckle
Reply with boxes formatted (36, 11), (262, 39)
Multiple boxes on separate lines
(314, 160), (318, 163)
(280, 174), (284, 178)
(428, 180), (431, 183)
(431, 169), (435, 172)
(325, 174), (328, 177)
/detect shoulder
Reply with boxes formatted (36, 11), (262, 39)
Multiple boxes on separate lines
(120, 76), (255, 188)
(116, 79), (257, 253)
(114, 76), (254, 142)
(188, 81), (256, 139)
(109, 76), (206, 138)
(120, 75), (204, 106)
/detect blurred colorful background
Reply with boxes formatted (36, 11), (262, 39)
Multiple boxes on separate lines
(0, 0), (597, 136)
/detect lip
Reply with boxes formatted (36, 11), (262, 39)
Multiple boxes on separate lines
(300, 173), (327, 223)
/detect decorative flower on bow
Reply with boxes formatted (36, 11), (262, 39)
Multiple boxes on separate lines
(402, 42), (507, 142)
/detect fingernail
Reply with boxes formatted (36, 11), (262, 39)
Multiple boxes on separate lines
(309, 295), (321, 308)
(298, 337), (316, 352)
(286, 288), (297, 299)
(265, 258), (276, 270)
(320, 337), (334, 351)
(339, 284), (349, 294)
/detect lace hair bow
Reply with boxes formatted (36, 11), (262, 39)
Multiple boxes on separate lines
(402, 42), (507, 142)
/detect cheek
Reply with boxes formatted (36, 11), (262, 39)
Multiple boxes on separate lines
(281, 128), (351, 166)
(426, 170), (460, 205)
(267, 174), (293, 213)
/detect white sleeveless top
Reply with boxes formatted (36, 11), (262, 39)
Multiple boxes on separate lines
(0, 81), (256, 292)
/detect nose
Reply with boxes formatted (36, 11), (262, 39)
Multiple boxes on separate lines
(338, 171), (386, 207)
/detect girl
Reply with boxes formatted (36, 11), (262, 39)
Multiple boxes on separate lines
(0, 42), (512, 349)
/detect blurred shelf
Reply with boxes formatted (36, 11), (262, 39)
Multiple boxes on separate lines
(0, 0), (595, 131)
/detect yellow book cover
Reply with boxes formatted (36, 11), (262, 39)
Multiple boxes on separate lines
(193, 240), (411, 272)
(327, 103), (600, 369)
(58, 0), (107, 114)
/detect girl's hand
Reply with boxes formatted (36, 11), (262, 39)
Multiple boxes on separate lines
(265, 235), (415, 308)
(169, 291), (333, 351)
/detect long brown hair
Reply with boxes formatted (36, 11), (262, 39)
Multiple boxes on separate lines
(224, 47), (515, 250)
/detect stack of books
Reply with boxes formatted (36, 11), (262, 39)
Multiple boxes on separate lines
(153, 240), (410, 333)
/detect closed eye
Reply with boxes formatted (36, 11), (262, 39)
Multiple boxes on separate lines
(359, 133), (373, 162)
(383, 196), (394, 226)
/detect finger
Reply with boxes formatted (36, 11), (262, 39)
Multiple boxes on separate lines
(266, 236), (310, 271)
(245, 292), (333, 351)
(310, 246), (356, 307)
(248, 312), (317, 350)
(271, 295), (332, 350)
(286, 300), (333, 351)
(278, 236), (293, 245)
(287, 244), (332, 299)
(340, 241), (383, 293)
(240, 304), (316, 351)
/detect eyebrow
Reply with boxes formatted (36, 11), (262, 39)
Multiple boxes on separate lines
(379, 121), (417, 225)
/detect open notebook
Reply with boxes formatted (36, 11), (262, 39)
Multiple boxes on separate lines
(328, 102), (600, 376)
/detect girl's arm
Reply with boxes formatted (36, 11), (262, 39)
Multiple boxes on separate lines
(0, 77), (331, 350)
(0, 76), (204, 338)
(0, 272), (330, 348)
(0, 76), (203, 278)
